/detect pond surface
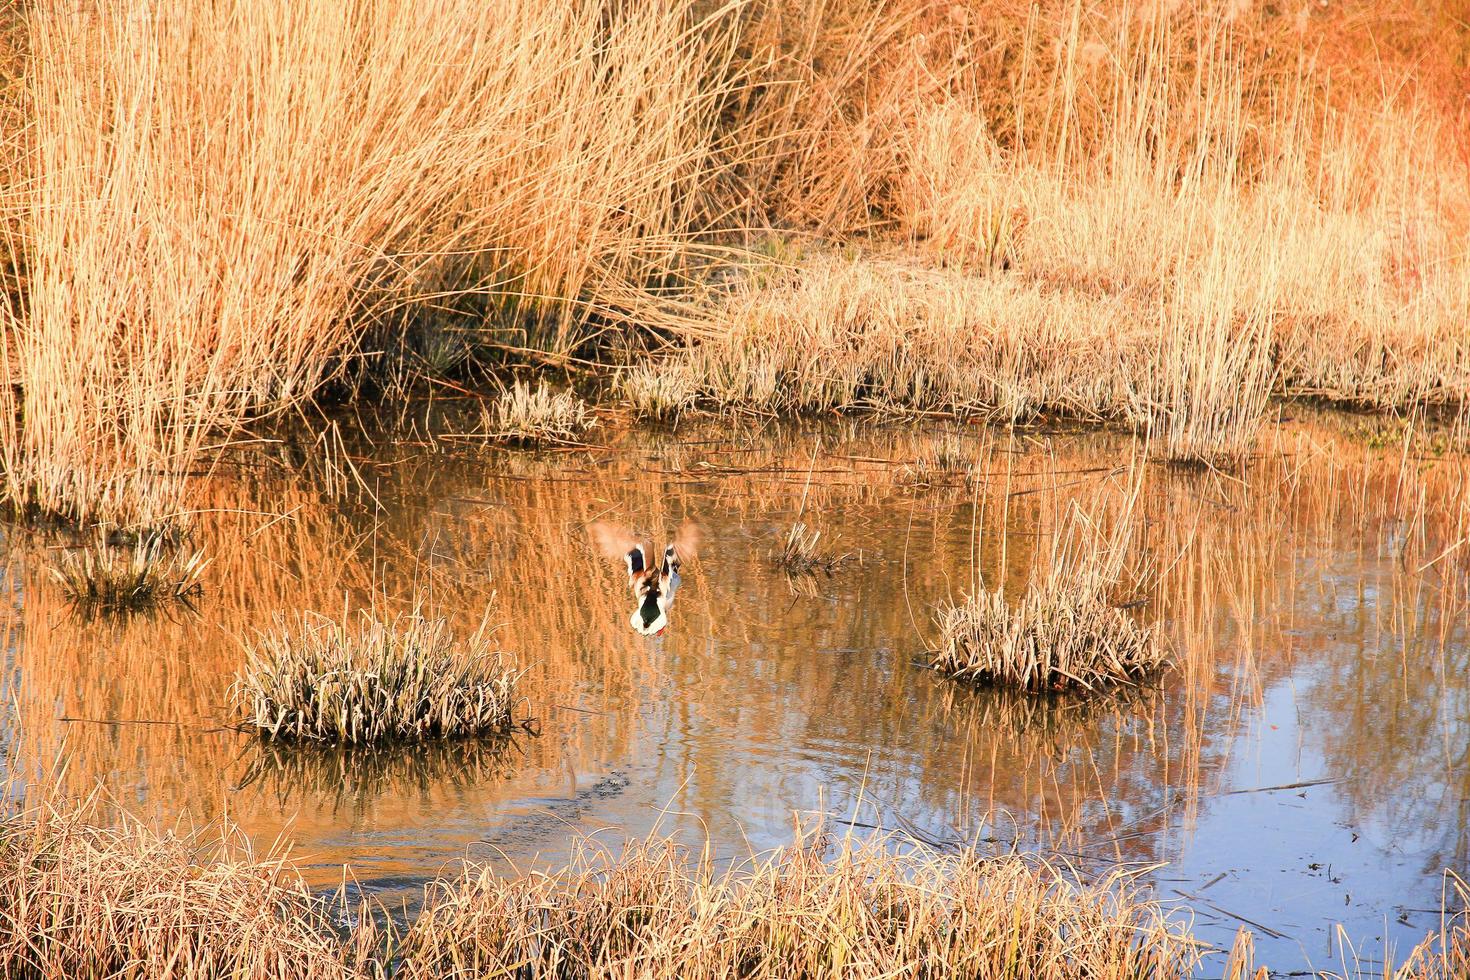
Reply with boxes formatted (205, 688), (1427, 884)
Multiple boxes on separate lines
(3, 410), (1468, 975)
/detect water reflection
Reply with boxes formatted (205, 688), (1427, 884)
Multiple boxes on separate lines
(0, 412), (1466, 973)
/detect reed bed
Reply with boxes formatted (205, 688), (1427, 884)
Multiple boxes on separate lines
(0, 0), (1465, 517)
(48, 533), (206, 613)
(1, 0), (738, 528)
(934, 487), (1169, 694)
(235, 612), (523, 744)
(1, 797), (1466, 980)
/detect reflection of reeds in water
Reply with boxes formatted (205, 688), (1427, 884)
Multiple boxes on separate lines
(235, 737), (521, 817)
(5, 413), (1470, 903)
(236, 612), (524, 744)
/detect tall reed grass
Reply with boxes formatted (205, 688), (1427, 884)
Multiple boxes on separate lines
(2, 0), (740, 527)
(1, 0), (1467, 519)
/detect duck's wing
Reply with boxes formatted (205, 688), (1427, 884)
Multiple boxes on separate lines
(671, 519), (702, 564)
(589, 521), (641, 561)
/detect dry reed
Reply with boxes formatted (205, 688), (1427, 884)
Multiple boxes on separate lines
(934, 491), (1168, 693)
(1, 0), (1466, 518)
(395, 829), (1202, 979)
(486, 381), (594, 444)
(235, 611), (523, 745)
(773, 520), (848, 577)
(48, 533), (205, 613)
(0, 801), (359, 980)
(934, 576), (1166, 694)
(2, 0), (740, 527)
(2, 796), (1466, 980)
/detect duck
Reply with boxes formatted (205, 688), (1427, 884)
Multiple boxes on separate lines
(589, 520), (700, 636)
(624, 542), (681, 636)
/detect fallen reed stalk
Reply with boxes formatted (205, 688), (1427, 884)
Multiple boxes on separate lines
(235, 611), (524, 745)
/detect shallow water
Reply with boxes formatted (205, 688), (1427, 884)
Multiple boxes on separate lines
(4, 411), (1469, 974)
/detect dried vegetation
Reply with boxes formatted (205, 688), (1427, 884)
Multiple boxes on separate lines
(48, 533), (206, 613)
(0, 1), (1462, 523)
(485, 381), (594, 444)
(235, 612), (523, 745)
(933, 488), (1168, 693)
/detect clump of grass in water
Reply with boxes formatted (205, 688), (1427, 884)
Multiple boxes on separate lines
(934, 490), (1168, 693)
(487, 381), (593, 444)
(49, 533), (206, 612)
(235, 612), (524, 744)
(933, 575), (1165, 693)
(618, 361), (699, 419)
(772, 520), (849, 576)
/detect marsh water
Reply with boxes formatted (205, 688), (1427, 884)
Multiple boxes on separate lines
(3, 409), (1469, 975)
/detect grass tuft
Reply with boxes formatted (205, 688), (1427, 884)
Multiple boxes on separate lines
(48, 533), (206, 612)
(935, 490), (1168, 694)
(772, 520), (849, 576)
(487, 381), (594, 444)
(235, 611), (524, 745)
(933, 578), (1166, 694)
(619, 361), (700, 419)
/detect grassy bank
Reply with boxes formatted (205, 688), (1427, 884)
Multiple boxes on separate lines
(0, 799), (1465, 979)
(0, 0), (1462, 526)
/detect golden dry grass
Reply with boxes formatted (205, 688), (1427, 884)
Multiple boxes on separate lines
(0, 0), (739, 527)
(485, 381), (595, 444)
(47, 532), (206, 614)
(0, 0), (1464, 518)
(2, 795), (1466, 980)
(235, 611), (524, 745)
(932, 489), (1169, 693)
(0, 801), (360, 980)
(934, 579), (1167, 693)
(396, 830), (1201, 979)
